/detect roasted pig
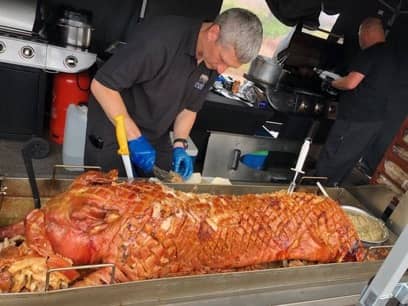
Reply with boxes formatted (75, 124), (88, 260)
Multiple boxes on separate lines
(0, 170), (363, 292)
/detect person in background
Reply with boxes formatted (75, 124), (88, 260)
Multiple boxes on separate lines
(84, 8), (263, 180)
(315, 17), (395, 186)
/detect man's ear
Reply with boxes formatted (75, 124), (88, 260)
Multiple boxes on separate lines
(207, 24), (220, 42)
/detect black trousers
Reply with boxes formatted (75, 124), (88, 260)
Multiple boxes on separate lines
(315, 119), (382, 186)
(84, 132), (172, 178)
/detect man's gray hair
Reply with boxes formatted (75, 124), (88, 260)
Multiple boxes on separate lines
(214, 8), (263, 64)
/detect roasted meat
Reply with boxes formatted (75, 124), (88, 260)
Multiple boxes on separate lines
(0, 170), (363, 292)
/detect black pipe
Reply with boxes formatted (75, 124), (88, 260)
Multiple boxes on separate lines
(21, 137), (50, 209)
(307, 120), (320, 140)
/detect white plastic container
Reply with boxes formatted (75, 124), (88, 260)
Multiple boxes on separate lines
(62, 104), (88, 171)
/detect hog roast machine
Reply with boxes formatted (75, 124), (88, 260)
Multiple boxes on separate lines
(0, 170), (407, 306)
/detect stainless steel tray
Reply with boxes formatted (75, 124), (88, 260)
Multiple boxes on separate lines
(0, 262), (388, 306)
(0, 176), (404, 306)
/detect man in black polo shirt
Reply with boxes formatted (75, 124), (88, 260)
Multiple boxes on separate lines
(84, 8), (263, 180)
(315, 17), (395, 186)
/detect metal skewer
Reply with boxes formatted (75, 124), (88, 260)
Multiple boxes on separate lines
(316, 181), (329, 197)
(287, 121), (320, 195)
(287, 138), (311, 195)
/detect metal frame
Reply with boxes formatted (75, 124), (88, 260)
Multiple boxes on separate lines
(359, 226), (408, 305)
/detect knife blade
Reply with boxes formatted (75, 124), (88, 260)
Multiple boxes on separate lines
(152, 165), (182, 183)
(114, 115), (134, 179)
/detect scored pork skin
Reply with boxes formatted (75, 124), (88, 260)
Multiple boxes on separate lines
(42, 171), (360, 279)
(1, 170), (362, 289)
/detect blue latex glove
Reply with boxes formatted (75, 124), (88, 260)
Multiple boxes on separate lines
(172, 147), (193, 180)
(128, 136), (156, 173)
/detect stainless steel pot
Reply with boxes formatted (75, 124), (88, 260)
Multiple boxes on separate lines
(57, 10), (93, 50)
(247, 55), (283, 85)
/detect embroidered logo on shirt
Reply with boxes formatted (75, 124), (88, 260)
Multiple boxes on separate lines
(194, 74), (209, 90)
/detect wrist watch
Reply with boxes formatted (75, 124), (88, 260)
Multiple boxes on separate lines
(173, 138), (188, 149)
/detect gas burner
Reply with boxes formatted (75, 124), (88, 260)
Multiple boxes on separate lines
(0, 33), (96, 73)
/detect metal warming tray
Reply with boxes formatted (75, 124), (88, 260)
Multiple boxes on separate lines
(0, 176), (406, 306)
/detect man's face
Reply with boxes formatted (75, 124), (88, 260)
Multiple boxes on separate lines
(202, 25), (242, 74)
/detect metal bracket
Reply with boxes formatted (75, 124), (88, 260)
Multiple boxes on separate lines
(359, 226), (408, 305)
(52, 164), (101, 180)
(393, 282), (408, 304)
(45, 263), (116, 291)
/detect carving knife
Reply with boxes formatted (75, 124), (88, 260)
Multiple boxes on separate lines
(152, 165), (182, 183)
(114, 115), (134, 179)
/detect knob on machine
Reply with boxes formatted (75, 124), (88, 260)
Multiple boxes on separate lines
(21, 46), (35, 58)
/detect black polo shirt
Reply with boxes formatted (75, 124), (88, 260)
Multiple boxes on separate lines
(337, 42), (395, 122)
(89, 15), (218, 141)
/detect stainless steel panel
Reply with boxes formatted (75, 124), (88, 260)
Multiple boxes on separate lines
(202, 131), (301, 182)
(0, 0), (37, 32)
(45, 45), (97, 73)
(0, 35), (47, 68)
(0, 35), (96, 73)
(0, 262), (389, 306)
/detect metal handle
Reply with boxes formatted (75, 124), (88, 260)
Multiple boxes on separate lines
(42, 69), (59, 74)
(52, 164), (101, 180)
(0, 176), (6, 211)
(291, 139), (311, 174)
(230, 149), (241, 170)
(314, 27), (344, 40)
(363, 245), (394, 261)
(137, 0), (148, 23)
(45, 263), (116, 291)
(265, 87), (281, 111)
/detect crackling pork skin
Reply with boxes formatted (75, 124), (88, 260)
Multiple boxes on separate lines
(0, 170), (363, 292)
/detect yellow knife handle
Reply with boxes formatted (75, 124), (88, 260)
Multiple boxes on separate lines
(114, 115), (129, 155)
